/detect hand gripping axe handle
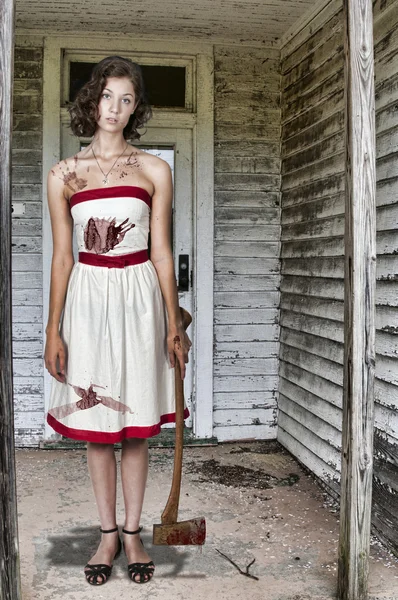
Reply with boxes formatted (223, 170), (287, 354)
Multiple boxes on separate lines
(152, 307), (206, 545)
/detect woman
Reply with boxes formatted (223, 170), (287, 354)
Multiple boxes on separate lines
(44, 55), (191, 586)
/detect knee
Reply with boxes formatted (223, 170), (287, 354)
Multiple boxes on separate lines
(122, 437), (148, 449)
(87, 441), (116, 453)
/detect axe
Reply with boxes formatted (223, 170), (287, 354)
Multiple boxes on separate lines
(153, 307), (206, 546)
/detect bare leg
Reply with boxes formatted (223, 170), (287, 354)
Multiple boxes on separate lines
(121, 437), (153, 576)
(84, 442), (120, 583)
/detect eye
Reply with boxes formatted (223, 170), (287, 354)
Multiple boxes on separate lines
(102, 93), (110, 99)
(122, 98), (131, 104)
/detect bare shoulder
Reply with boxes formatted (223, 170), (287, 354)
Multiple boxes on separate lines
(48, 148), (91, 199)
(138, 150), (172, 189)
(134, 149), (169, 174)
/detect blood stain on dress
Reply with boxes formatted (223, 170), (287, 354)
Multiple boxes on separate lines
(48, 383), (134, 420)
(71, 383), (133, 414)
(84, 216), (135, 254)
(73, 384), (102, 410)
(48, 383), (134, 419)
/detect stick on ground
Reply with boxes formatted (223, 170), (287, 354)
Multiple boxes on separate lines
(215, 549), (259, 581)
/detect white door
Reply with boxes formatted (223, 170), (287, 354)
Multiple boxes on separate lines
(47, 123), (194, 431)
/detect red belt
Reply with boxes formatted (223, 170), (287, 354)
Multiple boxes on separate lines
(78, 249), (149, 268)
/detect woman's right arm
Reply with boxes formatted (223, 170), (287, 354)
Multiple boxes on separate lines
(44, 165), (74, 383)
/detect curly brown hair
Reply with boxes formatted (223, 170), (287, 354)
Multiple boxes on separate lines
(68, 56), (152, 141)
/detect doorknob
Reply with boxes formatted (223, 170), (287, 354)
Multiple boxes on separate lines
(178, 254), (189, 292)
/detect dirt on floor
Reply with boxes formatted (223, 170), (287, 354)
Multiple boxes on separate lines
(15, 439), (398, 600)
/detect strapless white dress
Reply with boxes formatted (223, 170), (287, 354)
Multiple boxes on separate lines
(46, 185), (189, 443)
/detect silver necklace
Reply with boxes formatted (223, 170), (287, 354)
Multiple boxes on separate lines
(92, 143), (128, 185)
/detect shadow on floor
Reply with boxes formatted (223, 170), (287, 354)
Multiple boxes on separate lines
(45, 526), (206, 578)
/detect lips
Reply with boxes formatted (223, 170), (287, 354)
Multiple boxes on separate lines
(106, 118), (118, 123)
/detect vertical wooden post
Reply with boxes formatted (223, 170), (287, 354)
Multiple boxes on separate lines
(338, 1), (377, 599)
(0, 1), (22, 599)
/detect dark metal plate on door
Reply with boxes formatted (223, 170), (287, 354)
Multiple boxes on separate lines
(178, 254), (189, 291)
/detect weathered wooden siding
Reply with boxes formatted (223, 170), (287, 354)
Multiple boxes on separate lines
(12, 42), (44, 447)
(213, 45), (281, 442)
(279, 0), (398, 555)
(15, 0), (314, 46)
(372, 0), (398, 554)
(279, 0), (345, 489)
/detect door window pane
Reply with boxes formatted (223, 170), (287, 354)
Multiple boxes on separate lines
(141, 66), (185, 108)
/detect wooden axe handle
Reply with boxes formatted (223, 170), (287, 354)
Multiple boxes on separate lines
(160, 307), (192, 525)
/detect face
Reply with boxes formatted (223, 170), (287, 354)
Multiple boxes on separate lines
(96, 76), (137, 133)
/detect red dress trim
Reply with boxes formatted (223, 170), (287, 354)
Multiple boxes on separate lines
(70, 186), (152, 209)
(47, 407), (191, 443)
(78, 249), (149, 268)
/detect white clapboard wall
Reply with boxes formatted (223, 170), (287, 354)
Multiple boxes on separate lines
(279, 0), (398, 555)
(213, 45), (281, 442)
(12, 44), (45, 447)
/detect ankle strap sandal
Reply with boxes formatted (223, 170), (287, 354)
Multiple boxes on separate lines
(122, 526), (155, 584)
(84, 526), (122, 585)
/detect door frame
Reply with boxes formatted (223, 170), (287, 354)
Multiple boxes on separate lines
(41, 36), (214, 439)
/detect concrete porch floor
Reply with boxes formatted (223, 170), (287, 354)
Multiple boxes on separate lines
(16, 440), (398, 600)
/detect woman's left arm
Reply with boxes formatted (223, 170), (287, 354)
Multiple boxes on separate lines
(149, 158), (192, 379)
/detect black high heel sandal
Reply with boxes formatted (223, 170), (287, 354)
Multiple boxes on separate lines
(122, 526), (155, 584)
(84, 526), (122, 585)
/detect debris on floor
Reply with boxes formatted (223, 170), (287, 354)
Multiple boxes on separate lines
(15, 440), (398, 600)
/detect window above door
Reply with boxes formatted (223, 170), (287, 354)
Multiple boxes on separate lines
(61, 50), (195, 112)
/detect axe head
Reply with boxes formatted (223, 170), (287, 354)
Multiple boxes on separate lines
(152, 518), (206, 546)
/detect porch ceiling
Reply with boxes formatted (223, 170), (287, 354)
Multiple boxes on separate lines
(16, 0), (315, 46)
